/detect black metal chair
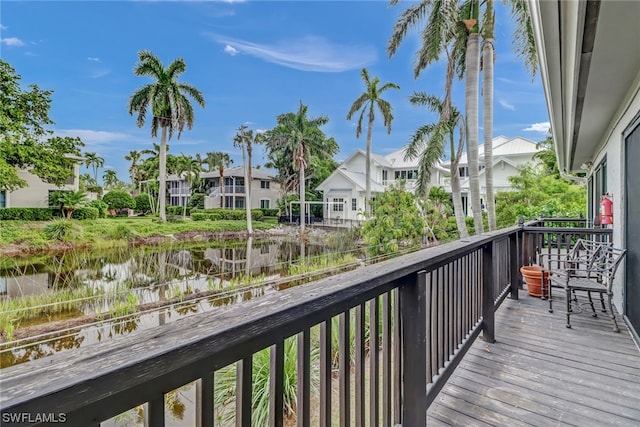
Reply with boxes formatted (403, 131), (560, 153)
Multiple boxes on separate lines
(541, 239), (626, 332)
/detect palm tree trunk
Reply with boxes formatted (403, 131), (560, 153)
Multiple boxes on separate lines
(244, 146), (253, 234)
(365, 115), (374, 215)
(483, 1), (497, 231)
(465, 32), (484, 234)
(220, 169), (225, 209)
(450, 133), (469, 238)
(159, 126), (168, 222)
(300, 165), (306, 232)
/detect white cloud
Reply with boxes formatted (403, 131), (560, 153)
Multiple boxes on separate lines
(499, 99), (516, 111)
(1, 37), (26, 47)
(209, 33), (377, 72)
(88, 56), (101, 62)
(90, 69), (110, 78)
(523, 121), (551, 133)
(224, 45), (239, 56)
(55, 129), (133, 151)
(0, 24), (7, 31)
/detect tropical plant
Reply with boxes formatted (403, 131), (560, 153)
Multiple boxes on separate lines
(134, 193), (152, 214)
(206, 152), (233, 208)
(346, 68), (399, 213)
(84, 152), (105, 183)
(102, 190), (135, 212)
(233, 125), (264, 234)
(124, 150), (142, 193)
(103, 169), (120, 189)
(128, 50), (206, 222)
(48, 190), (88, 219)
(362, 182), (426, 256)
(44, 219), (83, 241)
(265, 102), (330, 232)
(175, 154), (201, 218)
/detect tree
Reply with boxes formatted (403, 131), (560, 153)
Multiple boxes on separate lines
(206, 152), (233, 208)
(128, 50), (205, 222)
(84, 152), (104, 184)
(102, 190), (135, 212)
(388, 0), (469, 237)
(0, 60), (85, 191)
(265, 102), (330, 232)
(175, 154), (201, 218)
(49, 190), (88, 219)
(103, 169), (120, 189)
(233, 125), (264, 234)
(346, 68), (399, 213)
(125, 150), (142, 193)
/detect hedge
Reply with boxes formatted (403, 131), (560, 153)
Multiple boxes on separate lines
(0, 208), (55, 221)
(167, 206), (191, 216)
(69, 207), (99, 220)
(191, 208), (264, 221)
(261, 208), (279, 216)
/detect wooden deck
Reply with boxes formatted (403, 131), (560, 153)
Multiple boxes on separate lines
(427, 289), (640, 426)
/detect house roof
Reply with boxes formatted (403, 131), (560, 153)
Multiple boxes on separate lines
(316, 168), (385, 193)
(383, 147), (419, 169)
(442, 136), (540, 166)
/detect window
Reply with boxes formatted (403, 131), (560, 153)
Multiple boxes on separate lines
(260, 199), (270, 209)
(0, 190), (5, 208)
(395, 171), (400, 179)
(351, 198), (357, 211)
(235, 198), (245, 209)
(260, 180), (270, 189)
(459, 166), (469, 177)
(332, 198), (344, 212)
(382, 170), (388, 182)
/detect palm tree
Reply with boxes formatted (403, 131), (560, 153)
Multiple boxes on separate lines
(103, 169), (119, 189)
(266, 102), (329, 232)
(124, 150), (142, 193)
(84, 152), (104, 184)
(128, 50), (205, 222)
(404, 93), (469, 238)
(176, 154), (201, 218)
(346, 68), (399, 214)
(233, 125), (264, 234)
(50, 190), (88, 219)
(205, 152), (233, 208)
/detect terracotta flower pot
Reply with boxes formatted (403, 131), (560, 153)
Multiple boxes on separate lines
(520, 265), (549, 298)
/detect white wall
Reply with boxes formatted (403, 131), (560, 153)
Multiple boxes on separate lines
(7, 169), (77, 208)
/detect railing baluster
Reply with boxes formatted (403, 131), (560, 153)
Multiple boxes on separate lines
(270, 342), (284, 427)
(145, 396), (165, 427)
(196, 374), (214, 427)
(369, 297), (380, 427)
(482, 242), (496, 343)
(355, 304), (365, 426)
(339, 310), (351, 427)
(236, 357), (252, 427)
(392, 288), (402, 426)
(400, 271), (428, 427)
(510, 233), (519, 299)
(297, 329), (310, 427)
(436, 267), (443, 371)
(382, 292), (392, 427)
(319, 321), (332, 427)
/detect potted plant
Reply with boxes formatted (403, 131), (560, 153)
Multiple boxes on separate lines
(520, 265), (549, 298)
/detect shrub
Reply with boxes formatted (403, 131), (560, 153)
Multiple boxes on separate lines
(44, 219), (83, 241)
(87, 200), (109, 218)
(103, 190), (135, 211)
(167, 206), (190, 216)
(70, 207), (99, 220)
(108, 223), (138, 239)
(260, 208), (279, 217)
(190, 209), (264, 221)
(0, 208), (55, 221)
(134, 194), (152, 215)
(188, 193), (205, 210)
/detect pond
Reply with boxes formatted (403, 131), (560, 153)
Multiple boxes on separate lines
(0, 230), (372, 368)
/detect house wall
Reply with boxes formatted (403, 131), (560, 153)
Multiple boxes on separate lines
(249, 179), (280, 210)
(6, 167), (79, 208)
(587, 78), (640, 311)
(320, 174), (362, 221)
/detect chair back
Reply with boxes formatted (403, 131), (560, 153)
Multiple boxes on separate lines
(569, 239), (626, 290)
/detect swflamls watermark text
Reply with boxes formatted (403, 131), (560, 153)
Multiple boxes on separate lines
(1, 412), (67, 424)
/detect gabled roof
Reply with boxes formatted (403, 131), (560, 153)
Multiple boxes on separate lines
(443, 136), (540, 166)
(316, 168), (385, 193)
(383, 147), (420, 169)
(339, 149), (392, 169)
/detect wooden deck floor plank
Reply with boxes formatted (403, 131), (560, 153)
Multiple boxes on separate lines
(427, 402), (496, 427)
(427, 290), (640, 426)
(466, 341), (640, 396)
(462, 348), (640, 419)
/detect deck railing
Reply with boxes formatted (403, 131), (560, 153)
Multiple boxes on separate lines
(0, 218), (609, 427)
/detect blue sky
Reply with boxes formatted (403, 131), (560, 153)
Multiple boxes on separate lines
(1, 0), (550, 185)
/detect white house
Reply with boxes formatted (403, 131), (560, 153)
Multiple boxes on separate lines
(528, 0), (640, 340)
(166, 166), (281, 211)
(0, 155), (83, 208)
(316, 136), (541, 221)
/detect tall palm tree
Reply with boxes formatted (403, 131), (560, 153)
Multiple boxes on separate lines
(103, 169), (119, 189)
(84, 152), (104, 183)
(128, 50), (205, 222)
(206, 152), (233, 208)
(124, 150), (142, 193)
(233, 125), (264, 234)
(266, 102), (329, 232)
(346, 68), (399, 214)
(176, 154), (201, 218)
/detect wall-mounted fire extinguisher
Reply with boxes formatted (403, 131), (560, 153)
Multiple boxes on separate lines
(600, 193), (613, 225)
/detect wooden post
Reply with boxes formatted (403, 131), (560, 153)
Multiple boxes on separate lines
(482, 242), (496, 343)
(509, 232), (520, 299)
(400, 271), (428, 427)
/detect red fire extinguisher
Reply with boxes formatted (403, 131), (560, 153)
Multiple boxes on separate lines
(600, 193), (613, 225)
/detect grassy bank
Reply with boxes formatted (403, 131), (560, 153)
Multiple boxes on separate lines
(0, 217), (279, 255)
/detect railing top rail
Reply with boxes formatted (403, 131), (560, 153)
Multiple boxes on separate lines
(521, 226), (612, 235)
(0, 224), (521, 419)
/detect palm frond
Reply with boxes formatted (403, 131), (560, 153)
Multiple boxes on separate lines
(508, 0), (538, 78)
(387, 1), (430, 58)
